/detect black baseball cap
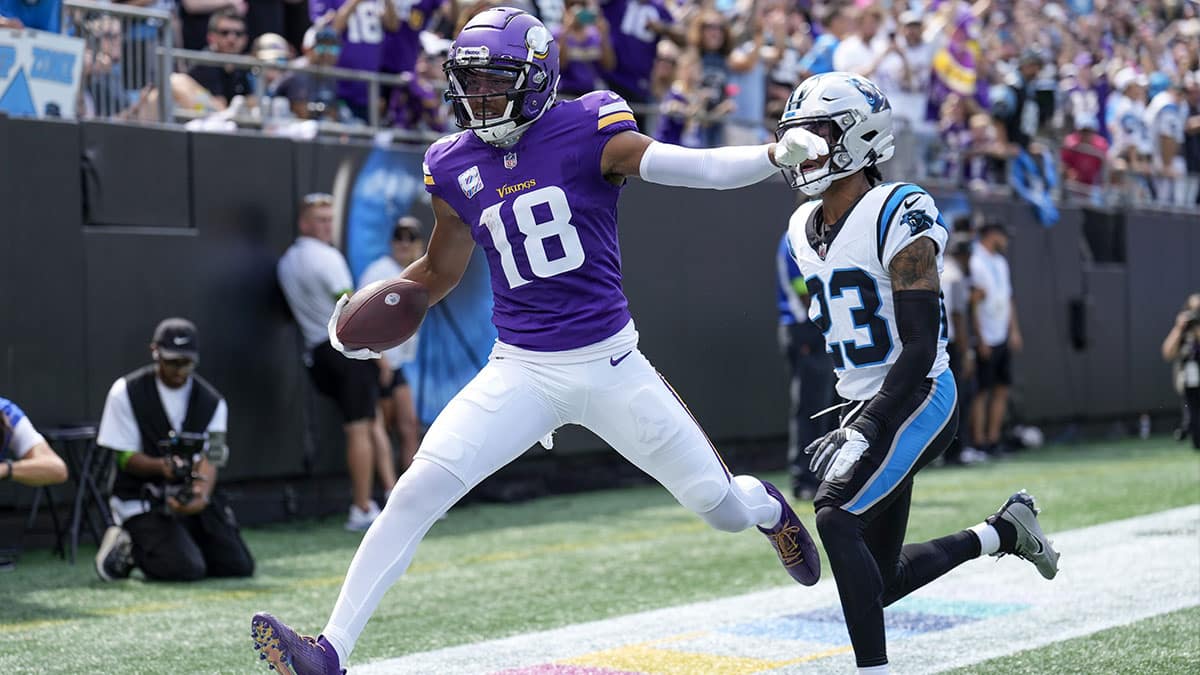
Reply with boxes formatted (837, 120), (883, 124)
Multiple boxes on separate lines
(153, 318), (199, 361)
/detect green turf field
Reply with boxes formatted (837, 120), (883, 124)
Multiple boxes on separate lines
(1, 438), (1197, 674)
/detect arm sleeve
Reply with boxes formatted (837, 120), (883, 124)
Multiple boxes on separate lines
(850, 290), (941, 441)
(639, 141), (778, 190)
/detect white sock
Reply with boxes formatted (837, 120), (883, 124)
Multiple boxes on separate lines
(859, 665), (890, 674)
(322, 459), (466, 660)
(969, 522), (1001, 556)
(736, 475), (782, 529)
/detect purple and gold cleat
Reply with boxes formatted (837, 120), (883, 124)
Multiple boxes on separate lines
(251, 612), (344, 675)
(758, 481), (821, 586)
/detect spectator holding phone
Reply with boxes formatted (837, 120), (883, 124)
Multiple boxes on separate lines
(556, 0), (615, 98)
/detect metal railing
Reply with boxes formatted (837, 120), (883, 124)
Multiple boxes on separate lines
(63, 0), (173, 122)
(164, 47), (418, 133)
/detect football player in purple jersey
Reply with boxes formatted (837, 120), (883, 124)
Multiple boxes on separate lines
(251, 9), (827, 673)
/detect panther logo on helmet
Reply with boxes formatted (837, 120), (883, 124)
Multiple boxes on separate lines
(848, 77), (890, 113)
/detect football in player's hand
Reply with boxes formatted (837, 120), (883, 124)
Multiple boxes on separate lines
(335, 279), (429, 352)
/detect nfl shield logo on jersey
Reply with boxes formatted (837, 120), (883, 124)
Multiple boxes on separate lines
(458, 166), (484, 199)
(503, 152), (518, 170)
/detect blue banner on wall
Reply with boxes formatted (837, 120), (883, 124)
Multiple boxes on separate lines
(344, 146), (496, 426)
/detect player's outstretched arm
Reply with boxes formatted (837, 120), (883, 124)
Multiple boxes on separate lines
(399, 195), (476, 306)
(848, 238), (942, 442)
(599, 128), (826, 190)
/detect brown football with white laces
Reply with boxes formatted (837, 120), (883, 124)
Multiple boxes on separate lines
(334, 278), (429, 352)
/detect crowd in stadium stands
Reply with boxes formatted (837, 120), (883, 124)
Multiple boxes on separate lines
(8, 0), (1198, 205)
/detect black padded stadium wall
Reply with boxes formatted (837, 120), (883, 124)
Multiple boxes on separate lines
(1, 118), (1198, 511)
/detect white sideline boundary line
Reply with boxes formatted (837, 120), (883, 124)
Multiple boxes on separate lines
(353, 506), (1200, 674)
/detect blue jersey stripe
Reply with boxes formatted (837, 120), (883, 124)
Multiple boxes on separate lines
(876, 184), (927, 262)
(844, 369), (957, 515)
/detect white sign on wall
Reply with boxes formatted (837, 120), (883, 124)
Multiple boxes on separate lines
(0, 29), (85, 119)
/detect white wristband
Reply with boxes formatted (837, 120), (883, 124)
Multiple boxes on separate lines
(638, 141), (777, 190)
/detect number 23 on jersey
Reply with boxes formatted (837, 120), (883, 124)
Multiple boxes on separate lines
(481, 185), (587, 289)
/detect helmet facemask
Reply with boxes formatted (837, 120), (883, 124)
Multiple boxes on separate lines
(777, 109), (875, 197)
(444, 47), (555, 146)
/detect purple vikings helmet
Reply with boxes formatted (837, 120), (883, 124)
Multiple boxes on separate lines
(444, 8), (560, 146)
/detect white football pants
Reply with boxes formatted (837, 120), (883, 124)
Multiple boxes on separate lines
(321, 322), (780, 660)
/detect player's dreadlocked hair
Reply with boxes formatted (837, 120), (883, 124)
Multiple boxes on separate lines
(865, 164), (883, 187)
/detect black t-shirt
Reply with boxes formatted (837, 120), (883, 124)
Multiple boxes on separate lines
(244, 0), (285, 44)
(190, 62), (254, 101)
(178, 0), (210, 51)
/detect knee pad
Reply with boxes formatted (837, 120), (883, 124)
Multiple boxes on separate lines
(680, 476), (733, 521)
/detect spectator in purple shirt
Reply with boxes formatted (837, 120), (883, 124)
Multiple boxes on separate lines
(381, 0), (444, 78)
(654, 49), (701, 145)
(600, 0), (680, 118)
(386, 51), (446, 131)
(310, 0), (387, 122)
(556, 0), (615, 98)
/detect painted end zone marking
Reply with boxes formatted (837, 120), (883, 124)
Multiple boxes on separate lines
(717, 599), (1026, 645)
(352, 506), (1200, 675)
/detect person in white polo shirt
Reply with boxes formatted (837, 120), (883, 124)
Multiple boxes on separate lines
(277, 192), (389, 531)
(359, 216), (424, 478)
(969, 222), (1023, 456)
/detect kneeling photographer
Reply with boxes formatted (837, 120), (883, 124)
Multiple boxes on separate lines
(1163, 294), (1200, 450)
(95, 318), (254, 582)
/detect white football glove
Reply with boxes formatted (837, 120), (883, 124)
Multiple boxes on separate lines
(327, 294), (382, 360)
(774, 127), (829, 167)
(804, 427), (870, 482)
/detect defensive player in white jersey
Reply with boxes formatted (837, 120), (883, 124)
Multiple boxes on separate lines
(779, 72), (1061, 674)
(251, 9), (832, 674)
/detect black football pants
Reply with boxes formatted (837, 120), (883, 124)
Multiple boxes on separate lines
(123, 492), (255, 581)
(814, 373), (980, 668)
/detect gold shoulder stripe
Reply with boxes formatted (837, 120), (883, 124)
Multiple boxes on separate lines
(598, 111), (636, 129)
